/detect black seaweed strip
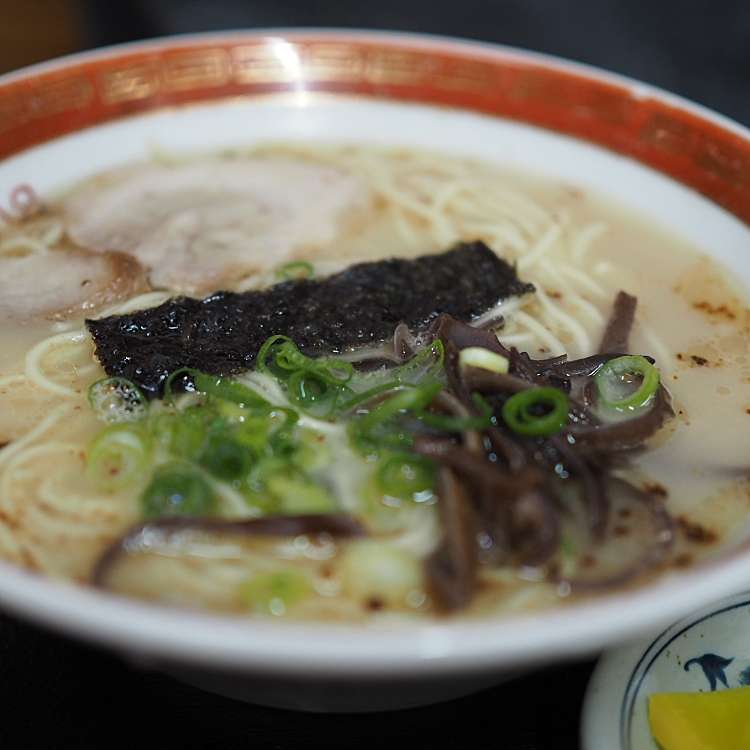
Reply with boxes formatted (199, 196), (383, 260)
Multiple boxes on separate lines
(86, 242), (534, 397)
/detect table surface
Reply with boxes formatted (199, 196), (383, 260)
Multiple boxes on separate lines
(1, 610), (594, 749)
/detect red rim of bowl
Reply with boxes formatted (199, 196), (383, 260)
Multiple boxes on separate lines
(0, 29), (748, 224)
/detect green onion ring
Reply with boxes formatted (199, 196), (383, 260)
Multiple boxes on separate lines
(257, 335), (296, 376)
(141, 463), (216, 518)
(311, 358), (354, 384)
(163, 368), (267, 408)
(287, 369), (336, 408)
(276, 260), (314, 281)
(88, 377), (148, 423)
(163, 367), (202, 403)
(86, 424), (151, 489)
(376, 452), (435, 499)
(336, 381), (402, 412)
(357, 382), (443, 434)
(594, 355), (660, 413)
(501, 387), (569, 437)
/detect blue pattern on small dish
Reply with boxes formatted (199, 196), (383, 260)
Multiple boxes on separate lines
(618, 592), (750, 749)
(683, 653), (734, 690)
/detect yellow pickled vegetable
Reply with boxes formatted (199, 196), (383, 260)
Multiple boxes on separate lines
(649, 686), (750, 750)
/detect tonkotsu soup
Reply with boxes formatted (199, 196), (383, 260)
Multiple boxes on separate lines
(1, 144), (748, 622)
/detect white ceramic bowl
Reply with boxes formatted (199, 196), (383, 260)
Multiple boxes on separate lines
(0, 30), (749, 711)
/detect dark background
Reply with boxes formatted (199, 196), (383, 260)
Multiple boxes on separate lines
(0, 2), (747, 748)
(1, 0), (748, 126)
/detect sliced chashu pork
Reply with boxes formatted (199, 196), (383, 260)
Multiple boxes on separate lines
(62, 157), (373, 295)
(0, 247), (145, 320)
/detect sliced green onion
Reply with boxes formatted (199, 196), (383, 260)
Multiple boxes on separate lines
(594, 355), (660, 413)
(501, 387), (569, 437)
(149, 408), (209, 460)
(257, 336), (354, 399)
(255, 334), (296, 375)
(287, 369), (336, 408)
(88, 377), (148, 423)
(312, 358), (354, 384)
(240, 569), (312, 615)
(292, 430), (332, 472)
(349, 382), (443, 456)
(458, 346), (509, 374)
(256, 336), (301, 377)
(376, 453), (435, 500)
(273, 341), (310, 373)
(265, 407), (301, 456)
(214, 400), (251, 422)
(356, 382), (443, 434)
(233, 413), (273, 454)
(390, 340), (445, 385)
(194, 373), (268, 408)
(141, 464), (216, 518)
(87, 424), (151, 490)
(164, 368), (267, 408)
(266, 475), (337, 514)
(472, 393), (497, 424)
(560, 534), (577, 558)
(163, 368), (201, 404)
(276, 260), (314, 281)
(245, 454), (288, 485)
(419, 403), (493, 433)
(242, 456), (287, 513)
(420, 391), (494, 432)
(198, 434), (253, 481)
(333, 341), (444, 418)
(336, 380), (401, 412)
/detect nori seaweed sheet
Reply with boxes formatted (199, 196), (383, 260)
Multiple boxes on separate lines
(86, 242), (534, 397)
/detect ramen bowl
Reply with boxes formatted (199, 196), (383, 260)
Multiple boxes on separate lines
(0, 30), (749, 712)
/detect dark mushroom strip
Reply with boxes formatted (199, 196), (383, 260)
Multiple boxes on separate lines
(463, 367), (534, 395)
(472, 482), (513, 566)
(558, 478), (674, 592)
(485, 426), (529, 473)
(92, 514), (365, 588)
(393, 322), (419, 361)
(599, 290), (637, 354)
(566, 386), (674, 452)
(537, 352), (632, 379)
(415, 438), (541, 497)
(530, 353), (569, 370)
(350, 356), (404, 372)
(510, 488), (561, 567)
(425, 467), (479, 611)
(430, 389), (485, 454)
(415, 436), (511, 565)
(508, 347), (547, 383)
(547, 435), (610, 538)
(416, 437), (559, 567)
(431, 313), (512, 357)
(473, 309), (506, 331)
(442, 340), (470, 400)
